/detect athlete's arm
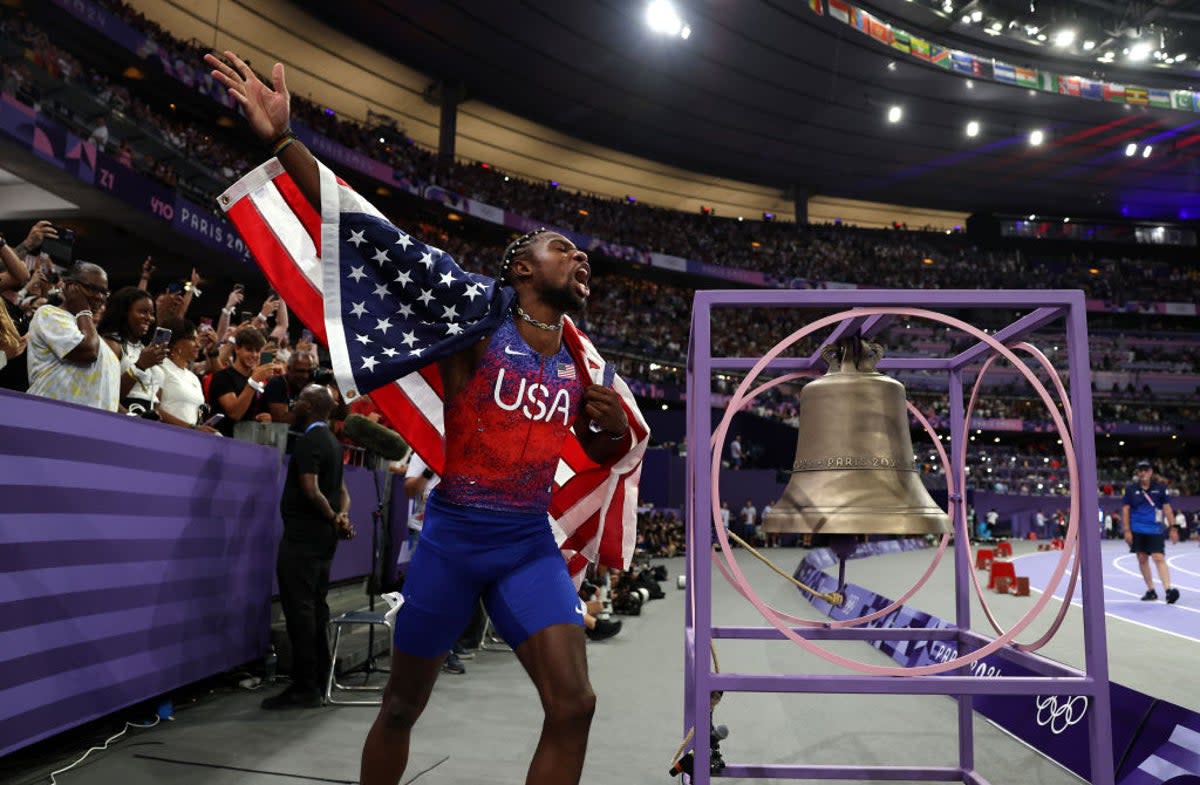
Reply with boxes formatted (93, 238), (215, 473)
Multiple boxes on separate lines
(437, 339), (489, 403)
(575, 385), (629, 464)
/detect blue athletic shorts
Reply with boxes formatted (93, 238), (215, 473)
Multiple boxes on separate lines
(392, 492), (584, 657)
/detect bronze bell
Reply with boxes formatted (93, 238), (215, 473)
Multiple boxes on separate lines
(763, 338), (950, 536)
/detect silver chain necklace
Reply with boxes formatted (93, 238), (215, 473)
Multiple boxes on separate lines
(514, 305), (562, 332)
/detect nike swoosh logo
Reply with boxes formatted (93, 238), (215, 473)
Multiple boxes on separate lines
(504, 345), (529, 356)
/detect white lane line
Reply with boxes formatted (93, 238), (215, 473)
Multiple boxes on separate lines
(1167, 554), (1200, 578)
(1009, 550), (1200, 644)
(1113, 554), (1200, 594)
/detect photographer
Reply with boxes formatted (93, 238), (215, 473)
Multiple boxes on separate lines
(262, 350), (316, 425)
(26, 261), (119, 412)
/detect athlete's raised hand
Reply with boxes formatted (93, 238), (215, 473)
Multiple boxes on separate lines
(204, 50), (291, 143)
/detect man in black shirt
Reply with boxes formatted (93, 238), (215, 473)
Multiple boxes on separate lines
(262, 384), (354, 709)
(208, 326), (281, 436)
(262, 350), (315, 424)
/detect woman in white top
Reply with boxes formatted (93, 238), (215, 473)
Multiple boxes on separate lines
(157, 317), (209, 430)
(97, 287), (167, 416)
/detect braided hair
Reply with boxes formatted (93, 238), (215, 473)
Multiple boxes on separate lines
(499, 228), (547, 284)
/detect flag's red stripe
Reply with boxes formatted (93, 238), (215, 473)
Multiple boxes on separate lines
(561, 509), (601, 553)
(272, 175), (322, 255)
(417, 363), (444, 397)
(597, 470), (631, 568)
(225, 198), (327, 345)
(369, 382), (445, 475)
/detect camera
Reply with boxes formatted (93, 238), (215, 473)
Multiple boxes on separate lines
(41, 227), (76, 265)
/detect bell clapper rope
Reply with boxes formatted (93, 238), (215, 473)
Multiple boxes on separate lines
(723, 528), (844, 606)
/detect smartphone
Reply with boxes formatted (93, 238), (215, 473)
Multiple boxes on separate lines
(239, 310), (254, 324)
(299, 328), (313, 344)
(151, 326), (172, 345)
(199, 317), (213, 328)
(232, 283), (245, 293)
(202, 413), (226, 427)
(41, 228), (75, 266)
(260, 351), (275, 364)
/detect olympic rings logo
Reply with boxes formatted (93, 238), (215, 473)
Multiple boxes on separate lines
(1034, 695), (1089, 734)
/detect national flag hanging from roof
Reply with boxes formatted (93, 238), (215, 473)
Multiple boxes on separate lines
(1149, 88), (1171, 108)
(827, 0), (850, 23)
(993, 61), (1016, 84)
(1173, 90), (1194, 110)
(868, 16), (892, 45)
(929, 44), (951, 68)
(851, 7), (869, 33)
(1015, 67), (1039, 88)
(909, 36), (930, 60)
(1080, 79), (1104, 100)
(808, 0), (823, 15)
(217, 157), (650, 577)
(1058, 76), (1081, 96)
(891, 29), (910, 54)
(1104, 82), (1127, 103)
(1125, 86), (1149, 106)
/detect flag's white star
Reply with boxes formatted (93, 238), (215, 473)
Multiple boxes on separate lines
(372, 282), (391, 299)
(399, 330), (418, 348)
(382, 347), (399, 358)
(374, 317), (393, 334)
(361, 355), (379, 372)
(371, 247), (390, 265)
(354, 333), (372, 345)
(395, 232), (413, 250)
(463, 282), (485, 301)
(417, 289), (435, 305)
(348, 229), (366, 247)
(348, 266), (367, 282)
(394, 269), (413, 287)
(437, 271), (456, 288)
(396, 303), (414, 319)
(410, 347), (424, 357)
(446, 322), (464, 336)
(349, 301), (368, 317)
(442, 303), (459, 320)
(418, 252), (435, 269)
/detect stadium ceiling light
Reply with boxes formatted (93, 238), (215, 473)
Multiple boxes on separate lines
(1036, 33), (1048, 41)
(990, 21), (1002, 31)
(887, 105), (903, 123)
(1179, 54), (1189, 62)
(1143, 145), (1153, 158)
(1029, 129), (1045, 146)
(966, 120), (981, 137)
(1054, 29), (1075, 47)
(1129, 42), (1152, 61)
(971, 9), (983, 21)
(680, 24), (691, 39)
(962, 14), (972, 23)
(645, 0), (684, 36)
(1125, 142), (1138, 156)
(1082, 40), (1096, 50)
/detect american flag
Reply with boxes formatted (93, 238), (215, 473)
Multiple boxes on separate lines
(218, 157), (649, 575)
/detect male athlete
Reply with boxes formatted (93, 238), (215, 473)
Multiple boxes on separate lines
(207, 51), (646, 785)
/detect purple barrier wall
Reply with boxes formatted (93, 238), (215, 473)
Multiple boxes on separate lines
(0, 389), (284, 756)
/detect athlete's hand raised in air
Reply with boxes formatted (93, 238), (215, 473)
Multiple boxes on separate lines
(204, 50), (291, 144)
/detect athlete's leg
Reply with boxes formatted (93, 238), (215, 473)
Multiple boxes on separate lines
(514, 623), (594, 785)
(359, 650), (444, 785)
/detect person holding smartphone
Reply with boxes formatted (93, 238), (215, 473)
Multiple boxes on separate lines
(156, 317), (220, 433)
(207, 324), (283, 436)
(98, 287), (169, 418)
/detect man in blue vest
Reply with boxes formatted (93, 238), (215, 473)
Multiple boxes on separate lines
(1122, 460), (1178, 604)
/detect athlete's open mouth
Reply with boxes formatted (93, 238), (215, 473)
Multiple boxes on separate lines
(573, 263), (591, 299)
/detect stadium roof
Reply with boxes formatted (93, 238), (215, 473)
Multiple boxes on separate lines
(296, 0), (1200, 220)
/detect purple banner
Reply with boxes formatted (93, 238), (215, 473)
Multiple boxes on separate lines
(93, 150), (176, 221)
(173, 194), (253, 263)
(0, 389), (283, 756)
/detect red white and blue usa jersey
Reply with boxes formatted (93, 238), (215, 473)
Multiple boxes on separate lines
(439, 314), (585, 514)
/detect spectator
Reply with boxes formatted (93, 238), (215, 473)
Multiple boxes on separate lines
(740, 498), (757, 545)
(157, 317), (213, 430)
(26, 261), (119, 411)
(0, 227), (33, 293)
(87, 116), (109, 149)
(98, 286), (168, 417)
(207, 325), (280, 436)
(730, 434), (744, 470)
(262, 349), (315, 424)
(0, 297), (26, 373)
